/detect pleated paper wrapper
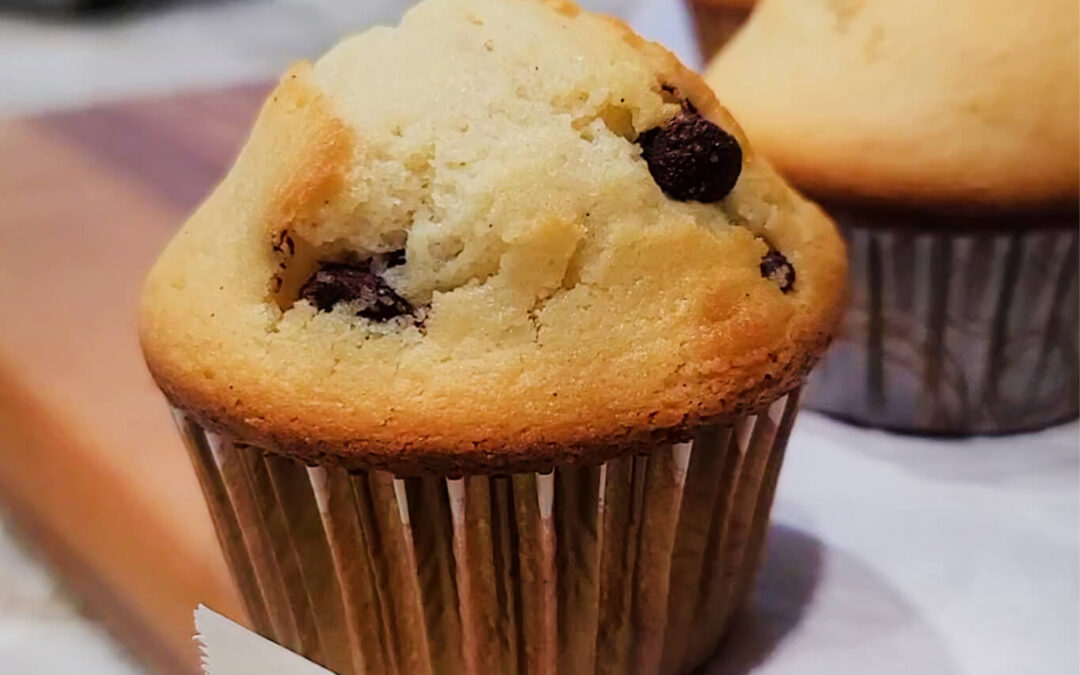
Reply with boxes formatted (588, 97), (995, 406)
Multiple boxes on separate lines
(805, 219), (1079, 434)
(173, 390), (800, 675)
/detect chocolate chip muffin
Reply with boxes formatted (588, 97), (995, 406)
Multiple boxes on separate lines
(141, 0), (845, 672)
(707, 0), (1079, 434)
(684, 0), (757, 63)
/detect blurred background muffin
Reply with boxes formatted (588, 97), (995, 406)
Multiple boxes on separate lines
(706, 0), (1079, 434)
(684, 0), (756, 63)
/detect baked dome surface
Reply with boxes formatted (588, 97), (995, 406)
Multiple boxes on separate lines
(141, 0), (845, 473)
(706, 0), (1080, 211)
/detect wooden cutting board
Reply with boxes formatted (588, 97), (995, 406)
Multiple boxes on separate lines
(0, 84), (273, 675)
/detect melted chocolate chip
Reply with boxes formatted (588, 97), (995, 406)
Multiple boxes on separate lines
(299, 260), (414, 321)
(760, 249), (795, 293)
(639, 106), (742, 202)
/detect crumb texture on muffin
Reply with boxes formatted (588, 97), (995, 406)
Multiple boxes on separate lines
(706, 0), (1080, 210)
(141, 0), (844, 471)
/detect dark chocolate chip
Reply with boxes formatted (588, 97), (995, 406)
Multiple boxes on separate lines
(760, 249), (795, 293)
(384, 249), (407, 268)
(639, 107), (742, 202)
(299, 260), (414, 321)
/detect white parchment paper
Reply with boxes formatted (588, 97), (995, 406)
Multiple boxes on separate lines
(711, 414), (1079, 675)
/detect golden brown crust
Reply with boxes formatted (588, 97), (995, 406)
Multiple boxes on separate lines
(759, 147), (1080, 214)
(140, 0), (846, 474)
(148, 330), (828, 475)
(264, 64), (353, 245)
(706, 0), (1080, 212)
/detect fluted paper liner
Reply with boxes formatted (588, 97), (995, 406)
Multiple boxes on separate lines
(173, 391), (800, 675)
(805, 221), (1079, 433)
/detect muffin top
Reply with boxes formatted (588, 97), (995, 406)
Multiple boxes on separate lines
(140, 0), (845, 473)
(706, 0), (1080, 211)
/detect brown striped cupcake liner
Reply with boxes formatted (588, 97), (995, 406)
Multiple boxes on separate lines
(804, 209), (1079, 434)
(171, 390), (802, 675)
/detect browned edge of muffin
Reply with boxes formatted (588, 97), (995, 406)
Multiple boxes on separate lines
(150, 334), (829, 476)
(809, 195), (1080, 233)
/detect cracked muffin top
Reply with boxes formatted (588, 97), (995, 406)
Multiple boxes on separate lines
(705, 0), (1080, 211)
(140, 0), (845, 473)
